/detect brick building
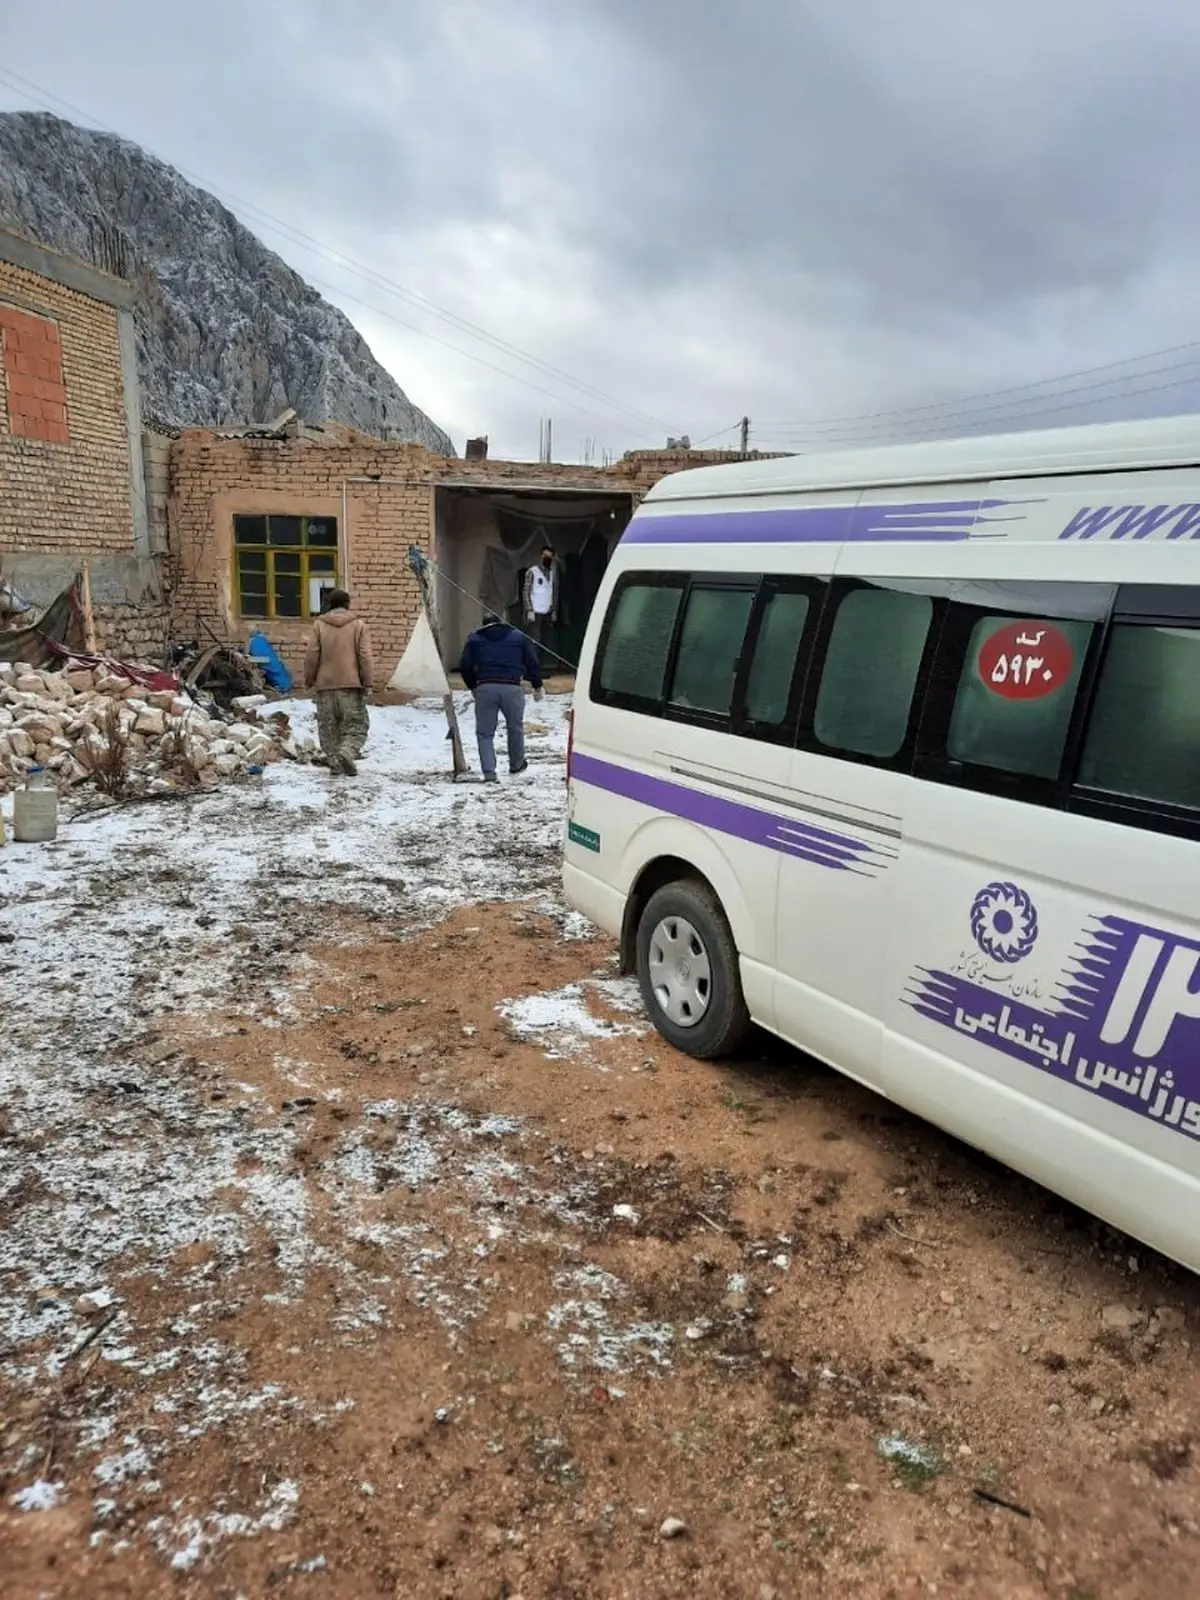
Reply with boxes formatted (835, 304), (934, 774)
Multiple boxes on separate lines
(0, 225), (167, 656)
(168, 425), (761, 686)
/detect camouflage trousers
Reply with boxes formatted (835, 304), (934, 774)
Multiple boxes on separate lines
(314, 689), (369, 762)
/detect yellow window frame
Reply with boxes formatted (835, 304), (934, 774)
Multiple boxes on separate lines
(232, 516), (339, 621)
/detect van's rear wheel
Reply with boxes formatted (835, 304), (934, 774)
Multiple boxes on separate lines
(636, 880), (750, 1059)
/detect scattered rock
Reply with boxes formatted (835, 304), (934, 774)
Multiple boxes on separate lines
(0, 665), (309, 795)
(74, 1288), (116, 1316)
(1100, 1305), (1146, 1334)
(1154, 1306), (1187, 1334)
(658, 1516), (688, 1540)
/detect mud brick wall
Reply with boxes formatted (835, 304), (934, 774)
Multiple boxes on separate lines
(169, 431), (433, 687)
(169, 428), (767, 689)
(0, 255), (135, 556)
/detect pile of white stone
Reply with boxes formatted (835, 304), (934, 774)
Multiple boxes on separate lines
(0, 662), (314, 794)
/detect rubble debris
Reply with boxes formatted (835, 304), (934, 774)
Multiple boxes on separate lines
(0, 662), (314, 797)
(1100, 1304), (1146, 1334)
(171, 641), (271, 709)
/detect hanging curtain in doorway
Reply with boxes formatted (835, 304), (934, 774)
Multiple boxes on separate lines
(480, 546), (520, 620)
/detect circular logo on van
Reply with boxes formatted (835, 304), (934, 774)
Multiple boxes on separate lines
(970, 881), (1039, 964)
(978, 621), (1074, 701)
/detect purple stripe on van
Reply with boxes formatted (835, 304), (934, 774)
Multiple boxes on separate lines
(623, 498), (1024, 546)
(571, 752), (890, 876)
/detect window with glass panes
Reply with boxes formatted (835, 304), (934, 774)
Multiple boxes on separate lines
(232, 515), (339, 619)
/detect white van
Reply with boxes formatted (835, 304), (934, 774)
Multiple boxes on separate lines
(564, 413), (1200, 1273)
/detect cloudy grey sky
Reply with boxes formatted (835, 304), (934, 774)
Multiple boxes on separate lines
(5, 0), (1200, 460)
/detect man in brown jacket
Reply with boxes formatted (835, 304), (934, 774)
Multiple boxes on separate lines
(303, 589), (375, 776)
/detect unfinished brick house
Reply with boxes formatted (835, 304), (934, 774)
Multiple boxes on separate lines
(0, 225), (168, 656)
(167, 425), (757, 686)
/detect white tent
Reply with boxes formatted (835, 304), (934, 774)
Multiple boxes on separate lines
(386, 609), (450, 697)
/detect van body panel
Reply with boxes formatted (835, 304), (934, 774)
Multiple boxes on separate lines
(566, 414), (1200, 1273)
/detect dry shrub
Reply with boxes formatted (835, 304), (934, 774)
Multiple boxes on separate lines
(160, 714), (203, 787)
(77, 701), (131, 796)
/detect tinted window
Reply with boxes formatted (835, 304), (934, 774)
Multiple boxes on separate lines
(597, 582), (683, 703)
(267, 515), (304, 546)
(233, 514), (267, 546)
(948, 615), (1092, 779)
(670, 587), (754, 717)
(235, 549), (268, 617)
(745, 590), (810, 725)
(306, 517), (339, 548)
(1079, 624), (1200, 809)
(814, 588), (932, 758)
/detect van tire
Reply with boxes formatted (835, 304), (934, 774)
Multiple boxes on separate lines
(636, 880), (750, 1059)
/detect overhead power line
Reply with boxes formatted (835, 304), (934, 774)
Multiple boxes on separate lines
(0, 66), (685, 444)
(756, 339), (1200, 440)
(692, 419), (744, 444)
(755, 369), (1200, 452)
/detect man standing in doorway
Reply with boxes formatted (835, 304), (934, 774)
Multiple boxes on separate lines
(303, 587), (374, 776)
(523, 542), (559, 673)
(459, 612), (543, 783)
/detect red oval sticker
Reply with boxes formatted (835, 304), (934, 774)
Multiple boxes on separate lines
(977, 621), (1074, 701)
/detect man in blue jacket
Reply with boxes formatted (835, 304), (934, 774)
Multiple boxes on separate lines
(458, 613), (544, 783)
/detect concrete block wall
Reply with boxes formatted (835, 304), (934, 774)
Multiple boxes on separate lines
(142, 429), (172, 558)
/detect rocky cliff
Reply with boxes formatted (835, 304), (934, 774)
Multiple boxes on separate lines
(0, 112), (454, 451)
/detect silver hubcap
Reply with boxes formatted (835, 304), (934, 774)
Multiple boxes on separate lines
(647, 915), (712, 1028)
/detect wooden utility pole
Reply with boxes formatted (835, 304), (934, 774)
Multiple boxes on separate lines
(79, 563), (98, 653)
(739, 416), (750, 454)
(406, 545), (468, 778)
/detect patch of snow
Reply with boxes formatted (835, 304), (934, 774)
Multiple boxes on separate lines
(877, 1433), (943, 1471)
(10, 1479), (64, 1512)
(95, 1439), (153, 1487)
(152, 1478), (301, 1571)
(0, 697), (626, 1547)
(498, 976), (645, 1058)
(546, 1265), (674, 1375)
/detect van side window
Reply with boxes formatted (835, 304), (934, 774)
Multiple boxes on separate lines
(744, 589), (811, 726)
(595, 579), (684, 708)
(814, 587), (933, 759)
(1079, 623), (1200, 810)
(669, 585), (755, 718)
(947, 614), (1093, 779)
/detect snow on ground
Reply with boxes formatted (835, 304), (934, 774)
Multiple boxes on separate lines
(0, 692), (590, 1553)
(499, 976), (646, 1061)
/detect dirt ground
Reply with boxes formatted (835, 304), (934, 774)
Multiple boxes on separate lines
(3, 890), (1198, 1599)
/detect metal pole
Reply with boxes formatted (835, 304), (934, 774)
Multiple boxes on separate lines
(407, 545), (468, 777)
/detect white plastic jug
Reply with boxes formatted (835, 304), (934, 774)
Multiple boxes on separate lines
(13, 766), (58, 843)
